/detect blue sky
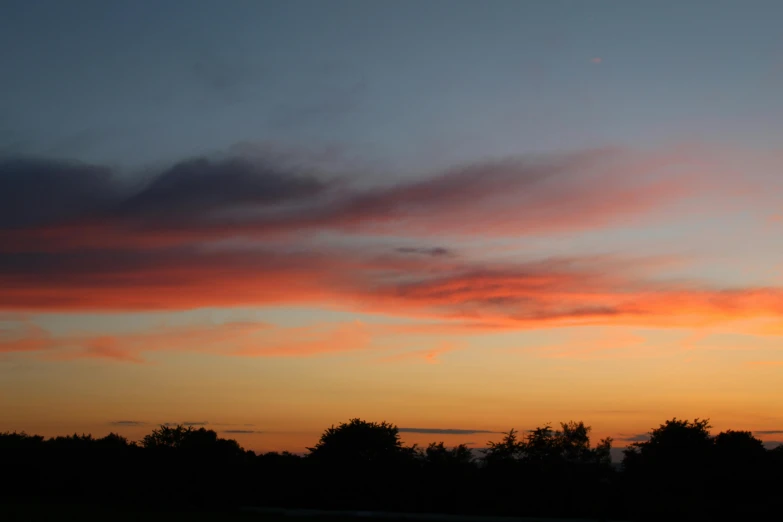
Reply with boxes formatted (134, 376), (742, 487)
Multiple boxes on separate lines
(3, 0), (782, 171)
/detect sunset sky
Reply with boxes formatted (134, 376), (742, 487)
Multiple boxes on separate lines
(2, 0), (783, 454)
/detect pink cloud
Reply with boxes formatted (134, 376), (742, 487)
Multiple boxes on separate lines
(7, 321), (382, 363)
(379, 341), (463, 364)
(0, 321), (54, 353)
(4, 246), (783, 338)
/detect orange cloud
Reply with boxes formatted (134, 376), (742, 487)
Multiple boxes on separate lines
(379, 341), (463, 364)
(233, 321), (372, 357)
(0, 321), (53, 353)
(4, 247), (783, 336)
(83, 337), (145, 363)
(5, 320), (381, 363)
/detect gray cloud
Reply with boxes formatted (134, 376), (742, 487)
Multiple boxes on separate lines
(618, 433), (650, 442)
(223, 429), (261, 434)
(399, 428), (501, 435)
(396, 247), (453, 257)
(163, 421), (209, 427)
(118, 157), (328, 223)
(110, 420), (146, 426)
(0, 154), (329, 243)
(0, 157), (117, 229)
(1, 147), (686, 251)
(754, 430), (783, 435)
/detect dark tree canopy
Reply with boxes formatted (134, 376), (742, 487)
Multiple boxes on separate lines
(713, 429), (766, 458)
(483, 428), (523, 465)
(423, 441), (473, 467)
(483, 421), (613, 466)
(307, 418), (405, 465)
(623, 418), (713, 473)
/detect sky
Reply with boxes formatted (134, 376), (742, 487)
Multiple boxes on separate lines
(1, 0), (783, 454)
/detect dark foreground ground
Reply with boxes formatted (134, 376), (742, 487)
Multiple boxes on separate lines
(1, 503), (267, 522)
(1, 503), (621, 522)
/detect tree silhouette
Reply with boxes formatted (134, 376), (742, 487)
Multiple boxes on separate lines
(2, 416), (783, 520)
(96, 432), (135, 448)
(622, 418), (715, 520)
(142, 424), (210, 450)
(0, 431), (44, 449)
(713, 429), (766, 461)
(484, 422), (612, 466)
(624, 418), (712, 469)
(423, 441), (473, 467)
(307, 418), (405, 465)
(483, 428), (523, 466)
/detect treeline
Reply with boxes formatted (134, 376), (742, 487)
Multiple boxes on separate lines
(2, 418), (782, 521)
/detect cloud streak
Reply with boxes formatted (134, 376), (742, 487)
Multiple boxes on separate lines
(0, 320), (380, 362)
(396, 247), (454, 257)
(0, 147), (709, 253)
(617, 433), (650, 442)
(4, 248), (783, 350)
(398, 428), (502, 435)
(379, 341), (463, 364)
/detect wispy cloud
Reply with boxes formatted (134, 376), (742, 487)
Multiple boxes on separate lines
(84, 337), (145, 363)
(396, 247), (454, 257)
(223, 429), (262, 434)
(109, 420), (146, 426)
(754, 430), (783, 435)
(398, 428), (501, 435)
(617, 433), (650, 442)
(0, 147), (709, 254)
(233, 321), (372, 358)
(380, 341), (462, 364)
(0, 320), (379, 362)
